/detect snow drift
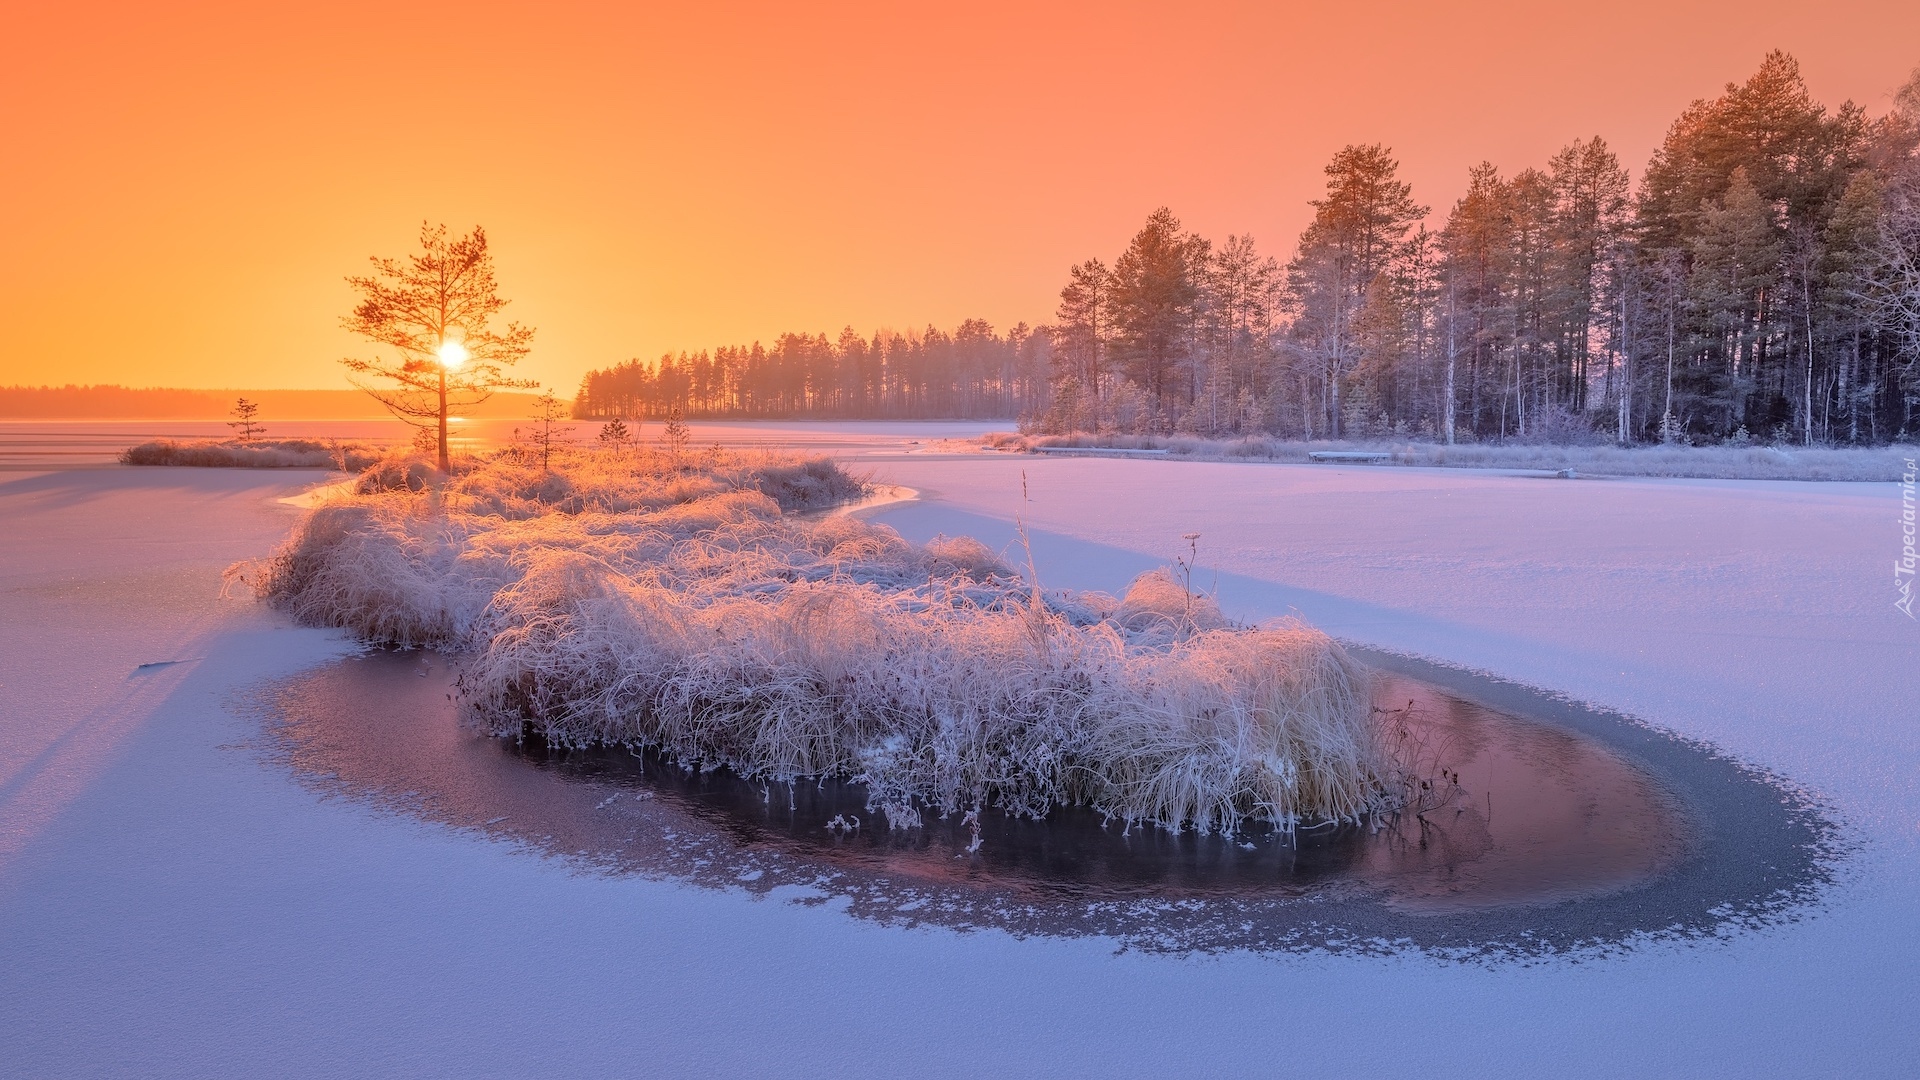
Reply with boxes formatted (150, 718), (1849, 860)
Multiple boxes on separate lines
(237, 446), (1398, 833)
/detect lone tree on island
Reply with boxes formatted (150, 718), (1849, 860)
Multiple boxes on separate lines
(227, 397), (265, 441)
(342, 223), (535, 472)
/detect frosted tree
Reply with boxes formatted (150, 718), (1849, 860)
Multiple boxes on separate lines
(1547, 138), (1630, 417)
(1394, 225), (1442, 439)
(1864, 67), (1920, 435)
(1438, 163), (1513, 439)
(342, 223), (535, 472)
(527, 390), (570, 471)
(1108, 208), (1207, 423)
(1204, 235), (1279, 434)
(660, 407), (690, 455)
(1872, 174), (1920, 397)
(1052, 259), (1114, 430)
(1690, 170), (1784, 436)
(1286, 146), (1427, 437)
(1822, 173), (1884, 443)
(598, 417), (632, 454)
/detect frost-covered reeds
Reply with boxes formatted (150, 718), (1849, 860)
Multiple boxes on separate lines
(122, 438), (383, 470)
(240, 446), (1398, 833)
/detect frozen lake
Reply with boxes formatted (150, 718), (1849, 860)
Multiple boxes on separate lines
(1, 422), (1915, 1077)
(0, 418), (1002, 469)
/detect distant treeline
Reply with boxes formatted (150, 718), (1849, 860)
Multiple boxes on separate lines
(1044, 52), (1920, 445)
(576, 53), (1920, 444)
(1, 385), (546, 421)
(573, 322), (1051, 420)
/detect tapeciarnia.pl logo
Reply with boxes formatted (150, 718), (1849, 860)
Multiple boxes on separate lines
(1899, 457), (1917, 619)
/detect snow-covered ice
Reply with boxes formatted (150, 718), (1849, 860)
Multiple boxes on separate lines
(2, 437), (1916, 1078)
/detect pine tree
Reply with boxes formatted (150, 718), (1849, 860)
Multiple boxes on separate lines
(1690, 168), (1783, 434)
(341, 223), (536, 472)
(1547, 138), (1630, 418)
(227, 397), (265, 442)
(1203, 235), (1279, 435)
(1287, 146), (1427, 437)
(661, 407), (691, 455)
(1053, 260), (1114, 430)
(1820, 176), (1881, 441)
(1440, 163), (1514, 438)
(1109, 208), (1208, 424)
(598, 417), (632, 453)
(528, 390), (570, 471)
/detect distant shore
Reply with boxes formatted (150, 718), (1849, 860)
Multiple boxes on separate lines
(0, 385), (548, 421)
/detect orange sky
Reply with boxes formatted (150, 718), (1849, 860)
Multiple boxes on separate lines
(3, 1), (1917, 394)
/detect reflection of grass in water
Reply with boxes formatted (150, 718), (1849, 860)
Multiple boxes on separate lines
(1366, 692), (1477, 872)
(1375, 692), (1467, 820)
(235, 446), (1402, 835)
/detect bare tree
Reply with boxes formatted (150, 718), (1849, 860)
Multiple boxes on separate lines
(1872, 170), (1920, 370)
(342, 223), (535, 472)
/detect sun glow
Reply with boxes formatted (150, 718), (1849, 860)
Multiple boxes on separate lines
(437, 340), (469, 368)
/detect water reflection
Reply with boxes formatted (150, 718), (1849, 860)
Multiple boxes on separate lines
(272, 651), (1685, 915)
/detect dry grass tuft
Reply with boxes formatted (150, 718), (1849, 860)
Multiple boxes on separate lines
(239, 446), (1400, 833)
(121, 438), (384, 470)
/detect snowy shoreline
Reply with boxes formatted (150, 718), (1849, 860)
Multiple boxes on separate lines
(980, 430), (1920, 481)
(4, 447), (1917, 1077)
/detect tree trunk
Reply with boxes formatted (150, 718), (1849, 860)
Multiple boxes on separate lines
(1444, 282), (1457, 445)
(437, 366), (450, 473)
(1617, 292), (1631, 443)
(1664, 294), (1676, 442)
(1803, 278), (1815, 445)
(1329, 360), (1342, 439)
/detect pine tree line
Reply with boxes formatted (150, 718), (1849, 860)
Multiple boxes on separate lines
(575, 53), (1920, 443)
(574, 322), (1051, 420)
(1041, 53), (1920, 444)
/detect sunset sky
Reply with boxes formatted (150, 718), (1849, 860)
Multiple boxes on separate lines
(3, 1), (1917, 395)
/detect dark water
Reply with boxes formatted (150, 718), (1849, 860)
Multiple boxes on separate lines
(269, 650), (1688, 917)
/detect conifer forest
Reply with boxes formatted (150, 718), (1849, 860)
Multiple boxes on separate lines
(576, 54), (1920, 445)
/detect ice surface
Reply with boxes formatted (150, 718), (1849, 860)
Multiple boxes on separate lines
(2, 434), (1917, 1078)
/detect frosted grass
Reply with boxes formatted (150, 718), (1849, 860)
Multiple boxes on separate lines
(994, 431), (1917, 481)
(122, 437), (385, 470)
(235, 447), (1399, 834)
